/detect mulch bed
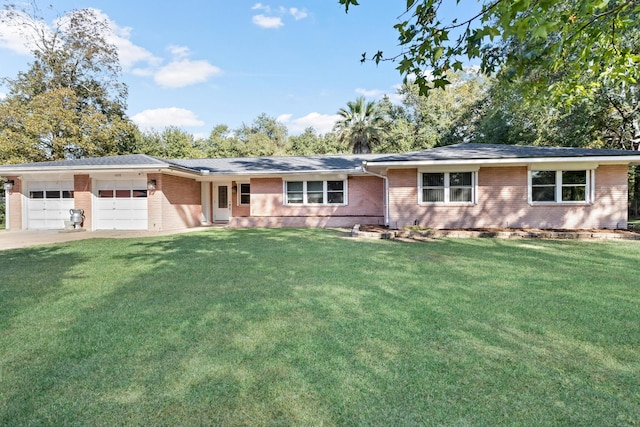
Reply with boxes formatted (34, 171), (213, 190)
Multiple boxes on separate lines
(358, 224), (640, 235)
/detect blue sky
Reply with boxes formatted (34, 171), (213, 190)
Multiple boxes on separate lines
(0, 1), (480, 137)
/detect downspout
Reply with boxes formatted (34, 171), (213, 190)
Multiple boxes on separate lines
(362, 162), (389, 227)
(4, 185), (9, 231)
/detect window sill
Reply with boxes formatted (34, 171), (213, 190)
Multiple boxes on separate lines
(529, 202), (592, 207)
(418, 202), (476, 207)
(285, 204), (348, 207)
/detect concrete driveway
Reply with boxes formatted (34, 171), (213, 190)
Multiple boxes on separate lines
(0, 227), (215, 251)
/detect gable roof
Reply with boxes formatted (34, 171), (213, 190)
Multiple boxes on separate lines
(365, 143), (640, 167)
(169, 154), (385, 175)
(1, 143), (639, 177)
(1, 154), (167, 169)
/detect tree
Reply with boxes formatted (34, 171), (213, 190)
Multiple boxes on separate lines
(381, 70), (489, 152)
(334, 97), (387, 154)
(0, 4), (137, 163)
(136, 127), (206, 159)
(288, 127), (343, 155)
(341, 1), (639, 99)
(235, 114), (289, 155)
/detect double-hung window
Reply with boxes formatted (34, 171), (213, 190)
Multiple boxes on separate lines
(285, 180), (346, 205)
(530, 170), (591, 203)
(238, 183), (250, 205)
(420, 171), (475, 204)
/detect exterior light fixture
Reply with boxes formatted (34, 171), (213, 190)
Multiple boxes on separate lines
(147, 179), (157, 190)
(3, 180), (14, 191)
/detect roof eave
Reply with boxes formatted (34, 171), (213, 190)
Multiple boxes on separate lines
(364, 155), (640, 168)
(197, 168), (365, 177)
(0, 163), (184, 176)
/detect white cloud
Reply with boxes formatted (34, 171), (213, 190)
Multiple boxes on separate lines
(386, 93), (404, 105)
(289, 8), (308, 20)
(355, 88), (385, 98)
(154, 58), (221, 88)
(93, 11), (160, 70)
(252, 14), (284, 29)
(0, 8), (160, 71)
(277, 112), (339, 135)
(251, 4), (308, 28)
(167, 44), (190, 59)
(0, 92), (6, 100)
(0, 10), (51, 55)
(131, 107), (204, 130)
(152, 45), (221, 88)
(252, 3), (270, 12)
(355, 87), (403, 104)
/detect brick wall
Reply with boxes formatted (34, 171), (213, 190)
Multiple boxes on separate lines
(151, 174), (202, 231)
(73, 174), (92, 229)
(232, 180), (250, 218)
(234, 175), (385, 227)
(388, 165), (629, 229)
(7, 175), (22, 230)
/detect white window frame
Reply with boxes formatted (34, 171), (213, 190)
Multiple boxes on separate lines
(528, 169), (595, 205)
(418, 170), (477, 205)
(284, 179), (348, 206)
(237, 182), (250, 206)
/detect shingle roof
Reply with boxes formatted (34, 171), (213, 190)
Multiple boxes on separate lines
(1, 144), (639, 175)
(168, 154), (385, 174)
(0, 154), (168, 169)
(368, 143), (640, 163)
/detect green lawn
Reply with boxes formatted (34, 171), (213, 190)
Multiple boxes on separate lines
(1, 229), (639, 426)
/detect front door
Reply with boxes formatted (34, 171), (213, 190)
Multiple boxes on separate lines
(213, 184), (231, 221)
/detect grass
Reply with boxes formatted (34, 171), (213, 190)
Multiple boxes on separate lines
(1, 228), (639, 426)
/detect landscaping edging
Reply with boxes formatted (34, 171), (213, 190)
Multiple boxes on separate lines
(351, 224), (640, 241)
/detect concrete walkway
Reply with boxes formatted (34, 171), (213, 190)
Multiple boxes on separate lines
(0, 226), (218, 251)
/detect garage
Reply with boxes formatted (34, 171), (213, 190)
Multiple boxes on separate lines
(95, 179), (148, 230)
(27, 181), (75, 229)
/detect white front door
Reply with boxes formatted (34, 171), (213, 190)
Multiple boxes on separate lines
(213, 184), (231, 222)
(27, 181), (75, 229)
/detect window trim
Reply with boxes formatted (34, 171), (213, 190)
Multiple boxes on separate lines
(237, 182), (250, 206)
(528, 169), (595, 205)
(284, 179), (348, 206)
(418, 170), (477, 205)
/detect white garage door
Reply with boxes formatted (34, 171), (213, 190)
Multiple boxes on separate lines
(95, 180), (148, 230)
(27, 181), (75, 230)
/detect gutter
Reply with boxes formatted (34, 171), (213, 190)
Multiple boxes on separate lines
(362, 162), (390, 227)
(366, 155), (640, 168)
(0, 163), (202, 178)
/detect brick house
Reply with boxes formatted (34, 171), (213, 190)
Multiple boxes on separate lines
(2, 143), (640, 231)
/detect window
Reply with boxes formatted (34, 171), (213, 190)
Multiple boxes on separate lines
(531, 171), (556, 202)
(562, 171), (587, 202)
(239, 183), (250, 205)
(327, 181), (344, 204)
(530, 170), (590, 203)
(285, 180), (347, 205)
(420, 172), (474, 204)
(286, 182), (304, 204)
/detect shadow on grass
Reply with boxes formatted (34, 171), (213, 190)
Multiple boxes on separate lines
(1, 229), (639, 425)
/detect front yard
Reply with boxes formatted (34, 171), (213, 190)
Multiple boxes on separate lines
(1, 229), (638, 426)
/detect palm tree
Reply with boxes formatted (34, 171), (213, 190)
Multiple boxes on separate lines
(334, 97), (386, 154)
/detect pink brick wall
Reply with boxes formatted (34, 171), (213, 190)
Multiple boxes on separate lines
(232, 180), (250, 218)
(388, 165), (629, 229)
(74, 175), (92, 229)
(231, 175), (385, 227)
(6, 175), (22, 230)
(148, 174), (202, 231)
